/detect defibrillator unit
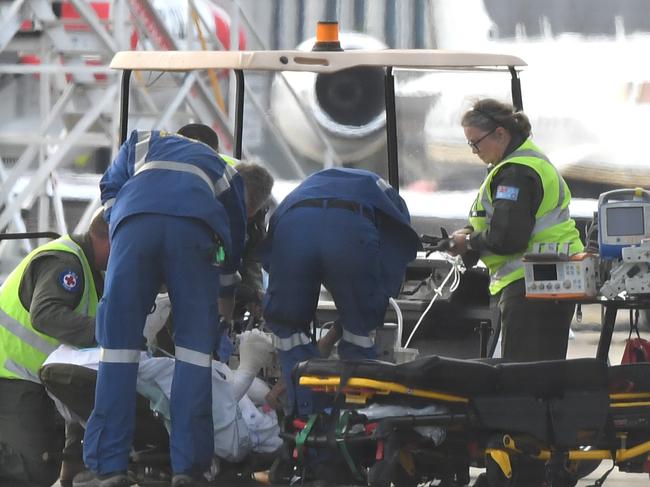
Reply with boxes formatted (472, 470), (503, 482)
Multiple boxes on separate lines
(598, 188), (650, 260)
(523, 242), (598, 299)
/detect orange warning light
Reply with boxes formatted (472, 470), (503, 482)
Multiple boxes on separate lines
(312, 21), (343, 52)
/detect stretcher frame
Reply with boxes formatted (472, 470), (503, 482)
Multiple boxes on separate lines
(296, 371), (650, 481)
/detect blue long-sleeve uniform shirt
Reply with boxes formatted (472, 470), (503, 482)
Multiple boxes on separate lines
(260, 168), (421, 297)
(100, 130), (247, 294)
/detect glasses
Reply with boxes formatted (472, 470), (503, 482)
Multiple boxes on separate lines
(467, 127), (497, 152)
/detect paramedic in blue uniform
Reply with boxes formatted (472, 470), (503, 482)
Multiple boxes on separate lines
(260, 167), (421, 417)
(79, 124), (247, 487)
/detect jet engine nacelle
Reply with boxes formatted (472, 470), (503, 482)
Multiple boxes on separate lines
(271, 33), (387, 165)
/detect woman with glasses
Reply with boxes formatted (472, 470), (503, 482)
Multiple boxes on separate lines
(446, 98), (583, 362)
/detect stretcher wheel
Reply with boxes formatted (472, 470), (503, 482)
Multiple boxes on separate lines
(485, 454), (546, 487)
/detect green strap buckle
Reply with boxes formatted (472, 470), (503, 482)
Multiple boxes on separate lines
(295, 414), (318, 462)
(336, 411), (365, 481)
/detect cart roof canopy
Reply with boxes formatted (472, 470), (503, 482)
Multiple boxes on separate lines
(110, 49), (526, 73)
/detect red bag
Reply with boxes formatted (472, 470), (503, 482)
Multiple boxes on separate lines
(621, 310), (650, 364)
(621, 337), (650, 364)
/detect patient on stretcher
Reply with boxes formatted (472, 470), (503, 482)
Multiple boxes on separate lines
(42, 332), (282, 460)
(39, 294), (282, 479)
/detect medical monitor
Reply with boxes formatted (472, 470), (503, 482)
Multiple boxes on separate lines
(606, 206), (645, 236)
(598, 189), (650, 259)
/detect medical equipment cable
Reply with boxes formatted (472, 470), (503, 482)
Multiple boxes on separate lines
(405, 254), (465, 348)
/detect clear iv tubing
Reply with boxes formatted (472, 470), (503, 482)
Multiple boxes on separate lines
(388, 297), (403, 347)
(404, 254), (465, 349)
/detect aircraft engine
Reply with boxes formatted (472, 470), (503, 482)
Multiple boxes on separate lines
(270, 33), (388, 164)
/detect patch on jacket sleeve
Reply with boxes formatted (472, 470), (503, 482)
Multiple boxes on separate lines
(59, 270), (81, 292)
(494, 185), (520, 201)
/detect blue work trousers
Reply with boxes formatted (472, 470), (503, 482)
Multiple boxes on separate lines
(264, 206), (387, 416)
(83, 214), (220, 476)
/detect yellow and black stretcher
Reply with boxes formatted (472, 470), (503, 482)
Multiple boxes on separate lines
(283, 355), (650, 487)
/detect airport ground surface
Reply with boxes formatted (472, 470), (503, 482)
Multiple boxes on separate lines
(52, 304), (650, 487)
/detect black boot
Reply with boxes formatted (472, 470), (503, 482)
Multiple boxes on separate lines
(72, 470), (130, 487)
(171, 473), (212, 487)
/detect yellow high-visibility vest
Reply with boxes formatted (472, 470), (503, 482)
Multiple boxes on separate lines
(0, 236), (98, 381)
(469, 139), (583, 295)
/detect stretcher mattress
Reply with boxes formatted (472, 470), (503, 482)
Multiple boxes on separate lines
(296, 355), (609, 398)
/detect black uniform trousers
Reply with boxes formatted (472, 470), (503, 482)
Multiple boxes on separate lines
(0, 378), (63, 487)
(496, 279), (576, 362)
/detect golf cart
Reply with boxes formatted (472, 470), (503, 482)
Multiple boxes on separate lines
(109, 38), (527, 361)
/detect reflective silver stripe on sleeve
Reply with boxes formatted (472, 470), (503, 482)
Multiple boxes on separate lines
(376, 177), (391, 192)
(4, 359), (41, 383)
(100, 348), (141, 364)
(272, 332), (312, 351)
(175, 345), (212, 368)
(214, 163), (237, 196)
(133, 132), (152, 172)
(104, 198), (115, 210)
(342, 330), (375, 349)
(135, 161), (217, 196)
(219, 271), (241, 287)
(0, 308), (58, 355)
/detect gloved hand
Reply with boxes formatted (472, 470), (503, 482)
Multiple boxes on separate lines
(238, 329), (274, 375)
(143, 293), (172, 351)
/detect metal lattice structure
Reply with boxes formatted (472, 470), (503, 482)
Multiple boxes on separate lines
(0, 0), (244, 272)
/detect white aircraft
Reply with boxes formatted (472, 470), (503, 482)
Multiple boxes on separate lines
(419, 0), (650, 194)
(268, 0), (650, 199)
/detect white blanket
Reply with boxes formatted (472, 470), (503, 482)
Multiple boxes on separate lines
(44, 345), (281, 461)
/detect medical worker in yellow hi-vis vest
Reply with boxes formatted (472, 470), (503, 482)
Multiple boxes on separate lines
(447, 98), (583, 362)
(0, 211), (109, 487)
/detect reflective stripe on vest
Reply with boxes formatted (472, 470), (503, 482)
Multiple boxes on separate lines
(4, 359), (40, 382)
(468, 139), (583, 295)
(0, 235), (98, 381)
(220, 154), (238, 167)
(0, 307), (57, 356)
(272, 332), (311, 352)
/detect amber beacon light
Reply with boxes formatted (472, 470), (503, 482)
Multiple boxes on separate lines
(312, 21), (343, 51)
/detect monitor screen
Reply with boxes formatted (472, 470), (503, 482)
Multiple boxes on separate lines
(533, 264), (557, 281)
(606, 206), (645, 236)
